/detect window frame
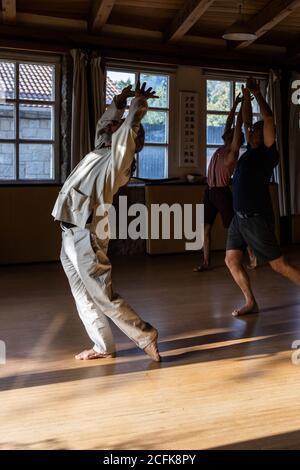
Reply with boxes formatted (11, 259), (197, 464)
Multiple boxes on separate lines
(203, 73), (266, 174)
(0, 51), (61, 185)
(105, 64), (173, 179)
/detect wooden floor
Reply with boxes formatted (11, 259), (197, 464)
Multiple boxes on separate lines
(1, 249), (300, 450)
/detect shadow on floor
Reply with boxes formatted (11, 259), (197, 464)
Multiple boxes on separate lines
(209, 428), (300, 450)
(1, 317), (299, 392)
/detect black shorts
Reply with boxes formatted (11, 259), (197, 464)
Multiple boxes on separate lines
(226, 213), (282, 263)
(203, 186), (234, 228)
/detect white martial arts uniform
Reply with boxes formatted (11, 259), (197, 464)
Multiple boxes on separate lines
(52, 96), (157, 354)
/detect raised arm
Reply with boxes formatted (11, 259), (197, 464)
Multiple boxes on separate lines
(247, 78), (275, 148)
(94, 85), (135, 149)
(224, 104), (243, 167)
(108, 81), (159, 190)
(242, 84), (253, 145)
(224, 93), (243, 134)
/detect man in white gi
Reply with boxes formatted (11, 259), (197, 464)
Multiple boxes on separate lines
(52, 81), (161, 362)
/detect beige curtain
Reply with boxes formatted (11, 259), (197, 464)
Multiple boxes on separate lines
(289, 72), (300, 215)
(70, 50), (105, 170)
(90, 54), (105, 144)
(60, 53), (72, 182)
(70, 49), (91, 169)
(268, 69), (288, 216)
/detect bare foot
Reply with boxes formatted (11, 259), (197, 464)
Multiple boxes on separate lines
(246, 254), (258, 270)
(232, 301), (259, 317)
(193, 263), (210, 272)
(246, 261), (258, 270)
(143, 340), (161, 362)
(75, 348), (114, 360)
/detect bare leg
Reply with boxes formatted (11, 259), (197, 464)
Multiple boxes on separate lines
(270, 256), (300, 286)
(194, 224), (211, 271)
(225, 250), (259, 316)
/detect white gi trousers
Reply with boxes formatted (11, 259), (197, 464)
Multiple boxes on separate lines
(60, 225), (157, 354)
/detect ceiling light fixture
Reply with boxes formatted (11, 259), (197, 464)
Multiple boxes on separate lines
(222, 1), (257, 41)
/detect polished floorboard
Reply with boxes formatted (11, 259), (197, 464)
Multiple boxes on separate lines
(1, 248), (300, 450)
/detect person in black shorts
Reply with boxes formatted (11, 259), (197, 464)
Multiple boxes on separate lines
(225, 77), (300, 316)
(194, 94), (244, 272)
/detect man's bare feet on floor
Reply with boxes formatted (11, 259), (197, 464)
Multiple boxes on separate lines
(75, 348), (114, 360)
(144, 340), (161, 362)
(232, 301), (259, 317)
(76, 342), (161, 362)
(193, 263), (210, 272)
(246, 260), (258, 270)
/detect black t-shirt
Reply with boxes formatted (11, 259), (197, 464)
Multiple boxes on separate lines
(232, 142), (279, 216)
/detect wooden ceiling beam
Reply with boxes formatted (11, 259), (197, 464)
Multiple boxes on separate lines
(0, 22), (289, 70)
(90, 0), (115, 32)
(286, 42), (300, 61)
(165, 0), (216, 42)
(232, 0), (300, 49)
(1, 0), (16, 25)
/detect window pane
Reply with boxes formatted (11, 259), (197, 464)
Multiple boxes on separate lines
(20, 143), (54, 180)
(19, 104), (53, 140)
(207, 80), (230, 111)
(140, 73), (169, 108)
(137, 146), (167, 179)
(19, 63), (54, 101)
(0, 103), (15, 139)
(206, 147), (218, 174)
(106, 70), (135, 105)
(207, 114), (227, 145)
(143, 110), (167, 144)
(0, 61), (15, 99)
(0, 143), (15, 179)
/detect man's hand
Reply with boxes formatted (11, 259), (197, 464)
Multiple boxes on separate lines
(246, 77), (261, 96)
(135, 80), (159, 100)
(242, 84), (251, 99)
(241, 85), (255, 101)
(115, 85), (135, 108)
(234, 92), (243, 105)
(119, 85), (135, 101)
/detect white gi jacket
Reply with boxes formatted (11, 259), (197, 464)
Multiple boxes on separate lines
(52, 96), (148, 233)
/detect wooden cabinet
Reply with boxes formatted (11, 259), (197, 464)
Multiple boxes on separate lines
(0, 186), (61, 264)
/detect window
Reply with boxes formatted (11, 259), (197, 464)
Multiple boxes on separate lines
(205, 78), (261, 173)
(106, 68), (169, 179)
(0, 55), (60, 183)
